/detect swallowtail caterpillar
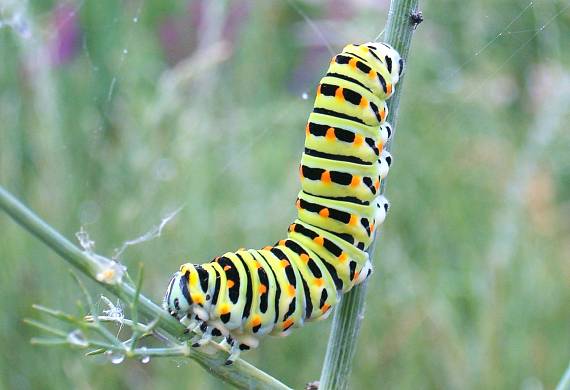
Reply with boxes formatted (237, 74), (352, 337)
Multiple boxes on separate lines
(164, 42), (403, 365)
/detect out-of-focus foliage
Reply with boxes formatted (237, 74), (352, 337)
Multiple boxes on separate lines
(1, 0), (569, 389)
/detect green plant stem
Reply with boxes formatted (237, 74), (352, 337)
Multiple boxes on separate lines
(556, 361), (570, 390)
(318, 1), (421, 389)
(0, 185), (291, 390)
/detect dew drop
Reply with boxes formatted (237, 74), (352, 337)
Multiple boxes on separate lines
(301, 92), (309, 100)
(123, 49), (128, 55)
(67, 329), (88, 348)
(109, 351), (125, 365)
(139, 346), (150, 364)
(133, 16), (139, 23)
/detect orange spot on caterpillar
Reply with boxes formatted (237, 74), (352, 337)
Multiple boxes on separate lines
(251, 315), (262, 327)
(377, 141), (384, 151)
(359, 97), (368, 109)
(321, 304), (331, 313)
(354, 271), (360, 281)
(319, 208), (330, 218)
(226, 280), (235, 289)
(380, 108), (387, 122)
(316, 84), (322, 96)
(192, 294), (205, 305)
(350, 176), (361, 188)
(296, 199), (301, 209)
(223, 265), (232, 271)
(368, 70), (377, 79)
(325, 127), (336, 141)
(321, 171), (332, 184)
(338, 252), (348, 262)
(299, 165), (304, 179)
(283, 319), (294, 329)
(353, 134), (364, 146)
(348, 58), (358, 70)
(374, 179), (380, 191)
(314, 278), (324, 287)
(263, 245), (272, 250)
(259, 284), (267, 294)
(300, 253), (310, 263)
(335, 87), (344, 102)
(278, 239), (286, 246)
(387, 84), (393, 95)
(219, 304), (231, 315)
(305, 123), (310, 136)
(314, 236), (325, 246)
(349, 215), (358, 226)
(254, 261), (262, 269)
(289, 223), (297, 232)
(280, 259), (290, 268)
(370, 223), (375, 233)
(287, 285), (296, 297)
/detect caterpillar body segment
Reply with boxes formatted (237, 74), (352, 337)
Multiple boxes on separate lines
(315, 77), (389, 126)
(300, 154), (382, 202)
(287, 220), (369, 292)
(163, 42), (403, 364)
(296, 191), (376, 246)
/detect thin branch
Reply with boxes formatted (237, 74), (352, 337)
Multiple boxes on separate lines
(318, 1), (421, 389)
(0, 185), (291, 390)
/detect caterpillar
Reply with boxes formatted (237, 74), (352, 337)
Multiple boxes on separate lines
(163, 42), (403, 365)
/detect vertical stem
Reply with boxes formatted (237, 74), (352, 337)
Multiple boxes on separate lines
(556, 361), (570, 390)
(318, 1), (421, 389)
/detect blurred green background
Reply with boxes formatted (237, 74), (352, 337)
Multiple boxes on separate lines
(1, 0), (569, 389)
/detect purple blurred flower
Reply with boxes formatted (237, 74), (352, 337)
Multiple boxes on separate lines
(222, 1), (250, 43)
(158, 2), (199, 65)
(158, 0), (249, 65)
(50, 3), (81, 66)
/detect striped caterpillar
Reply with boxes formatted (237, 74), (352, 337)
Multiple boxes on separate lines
(164, 42), (403, 365)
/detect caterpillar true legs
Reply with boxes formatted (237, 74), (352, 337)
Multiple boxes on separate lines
(163, 42), (403, 364)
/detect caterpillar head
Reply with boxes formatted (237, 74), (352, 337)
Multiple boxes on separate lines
(163, 271), (190, 320)
(365, 42), (404, 85)
(163, 264), (211, 321)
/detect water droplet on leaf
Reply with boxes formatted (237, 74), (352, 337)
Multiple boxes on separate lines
(106, 350), (125, 364)
(67, 329), (88, 348)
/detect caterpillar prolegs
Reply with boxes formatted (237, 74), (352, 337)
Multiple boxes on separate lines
(164, 42), (403, 364)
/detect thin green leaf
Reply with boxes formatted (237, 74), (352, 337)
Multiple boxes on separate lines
(31, 337), (68, 346)
(23, 319), (68, 338)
